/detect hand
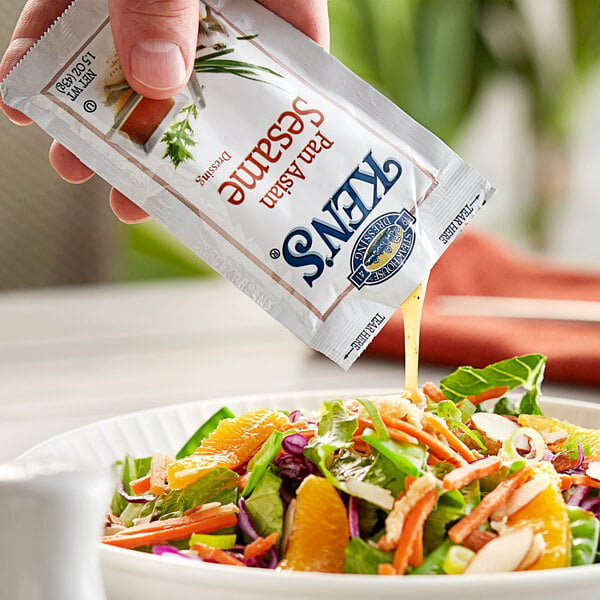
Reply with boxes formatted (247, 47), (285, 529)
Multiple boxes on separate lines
(0, 0), (330, 223)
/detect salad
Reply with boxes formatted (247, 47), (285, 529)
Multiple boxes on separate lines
(103, 354), (600, 575)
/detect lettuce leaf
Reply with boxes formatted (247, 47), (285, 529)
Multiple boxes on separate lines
(362, 453), (410, 499)
(361, 434), (426, 478)
(422, 481), (479, 553)
(422, 489), (464, 553)
(410, 539), (453, 575)
(119, 467), (238, 526)
(110, 455), (152, 516)
(430, 400), (486, 451)
(304, 399), (357, 485)
(567, 505), (600, 566)
(244, 468), (284, 539)
(242, 429), (283, 497)
(440, 354), (547, 415)
(343, 536), (393, 574)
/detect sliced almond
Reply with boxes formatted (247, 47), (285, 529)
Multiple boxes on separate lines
(345, 477), (394, 511)
(103, 524), (126, 536)
(470, 412), (527, 454)
(462, 529), (497, 552)
(543, 429), (568, 445)
(280, 498), (296, 553)
(463, 527), (535, 574)
(517, 532), (546, 570)
(551, 452), (575, 472)
(586, 461), (600, 481)
(490, 474), (550, 523)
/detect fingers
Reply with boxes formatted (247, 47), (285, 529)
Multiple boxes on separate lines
(49, 143), (149, 224)
(108, 0), (199, 99)
(1, 0), (73, 124)
(49, 141), (95, 183)
(109, 188), (151, 224)
(258, 0), (330, 50)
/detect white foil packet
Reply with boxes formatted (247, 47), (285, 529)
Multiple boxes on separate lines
(1, 0), (495, 368)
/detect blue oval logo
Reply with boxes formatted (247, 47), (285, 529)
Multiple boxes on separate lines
(348, 210), (416, 289)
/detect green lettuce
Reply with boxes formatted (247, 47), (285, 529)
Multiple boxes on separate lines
(362, 434), (426, 478)
(410, 539), (454, 575)
(440, 354), (547, 415)
(110, 455), (152, 516)
(244, 468), (284, 539)
(304, 399), (357, 486)
(423, 490), (464, 553)
(430, 399), (486, 452)
(567, 505), (600, 566)
(343, 536), (393, 574)
(119, 467), (238, 526)
(242, 429), (283, 497)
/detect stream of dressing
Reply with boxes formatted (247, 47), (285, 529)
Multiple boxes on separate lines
(400, 279), (428, 403)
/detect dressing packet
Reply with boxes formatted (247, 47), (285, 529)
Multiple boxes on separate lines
(1, 0), (495, 368)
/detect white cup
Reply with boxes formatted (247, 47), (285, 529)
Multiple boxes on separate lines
(0, 459), (110, 600)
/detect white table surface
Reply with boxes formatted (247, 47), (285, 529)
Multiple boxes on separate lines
(1, 277), (599, 461)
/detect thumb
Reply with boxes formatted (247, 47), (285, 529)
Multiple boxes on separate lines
(108, 0), (199, 99)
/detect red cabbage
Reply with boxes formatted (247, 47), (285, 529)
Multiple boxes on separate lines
(237, 497), (260, 540)
(348, 495), (360, 538)
(567, 485), (590, 507)
(574, 442), (586, 470)
(151, 545), (193, 559)
(281, 433), (308, 456)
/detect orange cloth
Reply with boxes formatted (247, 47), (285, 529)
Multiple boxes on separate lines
(366, 230), (600, 387)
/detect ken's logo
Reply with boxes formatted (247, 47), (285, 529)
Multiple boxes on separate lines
(348, 210), (416, 289)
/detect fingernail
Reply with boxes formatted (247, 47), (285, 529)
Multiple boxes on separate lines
(130, 40), (187, 91)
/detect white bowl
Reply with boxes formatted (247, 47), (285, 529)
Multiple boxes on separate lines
(22, 389), (600, 600)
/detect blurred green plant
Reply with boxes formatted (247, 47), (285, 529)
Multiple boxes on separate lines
(329, 0), (600, 249)
(118, 221), (215, 281)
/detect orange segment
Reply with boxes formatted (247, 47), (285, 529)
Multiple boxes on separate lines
(278, 475), (349, 573)
(518, 414), (600, 459)
(167, 409), (289, 489)
(506, 462), (570, 570)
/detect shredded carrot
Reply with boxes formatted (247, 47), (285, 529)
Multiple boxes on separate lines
(379, 415), (466, 468)
(129, 474), (151, 495)
(184, 502), (221, 516)
(279, 421), (317, 439)
(427, 453), (441, 466)
(392, 489), (437, 574)
(448, 466), (530, 544)
(294, 428), (317, 440)
(465, 386), (510, 407)
(100, 505), (238, 549)
(386, 429), (420, 446)
(193, 544), (246, 567)
(150, 453), (172, 496)
(358, 417), (418, 445)
(560, 474), (600, 491)
(403, 475), (418, 490)
(442, 456), (502, 491)
(408, 528), (423, 567)
(351, 437), (371, 454)
(422, 382), (447, 403)
(422, 413), (478, 463)
(244, 532), (279, 560)
(378, 563), (397, 576)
